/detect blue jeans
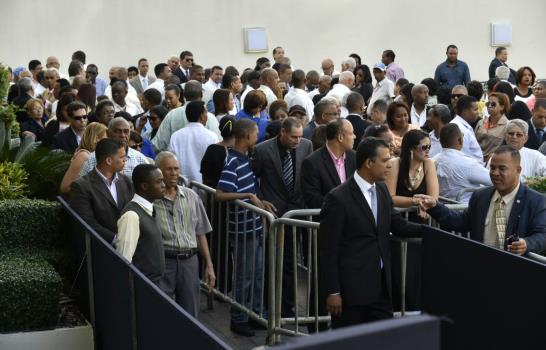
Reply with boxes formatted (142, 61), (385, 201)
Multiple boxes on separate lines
(230, 235), (265, 323)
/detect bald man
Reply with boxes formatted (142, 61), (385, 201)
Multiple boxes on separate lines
(258, 68), (280, 109)
(321, 58), (340, 77)
(326, 71), (354, 104)
(410, 84), (430, 127)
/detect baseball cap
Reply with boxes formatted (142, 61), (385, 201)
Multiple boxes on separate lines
(373, 63), (387, 71)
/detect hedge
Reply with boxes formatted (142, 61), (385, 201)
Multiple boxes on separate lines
(0, 251), (62, 333)
(0, 199), (63, 252)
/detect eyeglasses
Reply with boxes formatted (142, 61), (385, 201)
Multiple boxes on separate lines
(451, 94), (464, 99)
(417, 144), (431, 151)
(71, 115), (88, 121)
(486, 101), (497, 108)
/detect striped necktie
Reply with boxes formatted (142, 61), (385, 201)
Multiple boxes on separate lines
(282, 150), (294, 192)
(494, 197), (506, 249)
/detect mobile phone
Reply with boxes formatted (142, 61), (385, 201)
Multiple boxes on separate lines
(505, 234), (519, 250)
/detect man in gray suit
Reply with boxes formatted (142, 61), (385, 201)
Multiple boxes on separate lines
(253, 116), (313, 316)
(130, 58), (156, 95)
(70, 138), (134, 243)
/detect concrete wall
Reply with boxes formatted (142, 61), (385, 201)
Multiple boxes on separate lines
(2, 0), (544, 82)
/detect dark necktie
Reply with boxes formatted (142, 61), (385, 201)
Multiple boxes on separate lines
(282, 150), (294, 192)
(537, 128), (544, 140)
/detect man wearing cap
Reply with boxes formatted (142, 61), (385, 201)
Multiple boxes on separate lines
(367, 63), (394, 117)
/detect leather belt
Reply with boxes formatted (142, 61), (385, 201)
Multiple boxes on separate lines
(165, 248), (198, 260)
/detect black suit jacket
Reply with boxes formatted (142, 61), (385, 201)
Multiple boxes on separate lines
(52, 127), (79, 154)
(488, 58), (516, 84)
(301, 146), (356, 209)
(320, 178), (423, 306)
(253, 136), (313, 215)
(69, 169), (134, 242)
(525, 119), (546, 150)
(428, 184), (546, 254)
(346, 114), (372, 150)
(173, 67), (189, 83)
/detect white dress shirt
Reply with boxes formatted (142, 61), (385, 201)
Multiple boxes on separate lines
(367, 78), (394, 117)
(240, 85), (254, 109)
(326, 84), (351, 104)
(258, 85), (278, 110)
(113, 100), (143, 116)
(146, 78), (165, 99)
(433, 148), (492, 203)
(116, 194), (154, 262)
(517, 147), (546, 179)
(450, 115), (484, 164)
(169, 122), (219, 183)
(284, 88), (314, 123)
(203, 78), (221, 105)
(105, 81), (141, 107)
(410, 104), (427, 127)
(95, 167), (121, 205)
(429, 130), (442, 158)
(308, 88), (320, 100)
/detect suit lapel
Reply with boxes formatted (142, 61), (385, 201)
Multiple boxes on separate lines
(271, 138), (285, 185)
(506, 185), (525, 235)
(349, 178), (376, 229)
(90, 170), (119, 209)
(321, 147), (341, 186)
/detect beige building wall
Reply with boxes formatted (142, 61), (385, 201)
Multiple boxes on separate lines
(1, 0), (544, 82)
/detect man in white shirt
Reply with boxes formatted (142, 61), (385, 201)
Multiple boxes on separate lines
(240, 70), (261, 108)
(326, 71), (354, 105)
(258, 68), (280, 110)
(203, 66), (223, 105)
(367, 63), (394, 117)
(273, 46), (285, 64)
(284, 69), (315, 123)
(426, 104), (452, 158)
(449, 95), (483, 163)
(410, 84), (429, 127)
(146, 63), (172, 100)
(169, 101), (219, 183)
(434, 124), (492, 202)
(111, 80), (143, 116)
(105, 67), (141, 107)
(130, 58), (156, 95)
(502, 119), (546, 179)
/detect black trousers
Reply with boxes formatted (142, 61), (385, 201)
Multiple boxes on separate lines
(331, 274), (393, 329)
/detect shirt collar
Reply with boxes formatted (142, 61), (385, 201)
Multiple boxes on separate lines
(132, 193), (154, 215)
(325, 143), (346, 163)
(454, 115), (471, 129)
(353, 171), (374, 194)
(492, 182), (520, 206)
(95, 166), (120, 185)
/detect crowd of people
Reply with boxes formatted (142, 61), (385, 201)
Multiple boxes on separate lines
(5, 44), (546, 336)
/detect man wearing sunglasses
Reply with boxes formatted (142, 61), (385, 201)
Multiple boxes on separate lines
(52, 101), (87, 154)
(173, 50), (194, 83)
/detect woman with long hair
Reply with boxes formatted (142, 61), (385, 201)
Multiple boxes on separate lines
(386, 101), (418, 156)
(352, 64), (373, 106)
(60, 122), (108, 194)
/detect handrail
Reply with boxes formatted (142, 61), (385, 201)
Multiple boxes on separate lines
(528, 252), (546, 265)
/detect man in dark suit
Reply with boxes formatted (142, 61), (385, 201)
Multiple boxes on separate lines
(345, 92), (372, 150)
(301, 119), (356, 209)
(70, 138), (134, 243)
(52, 101), (87, 154)
(524, 99), (546, 150)
(419, 145), (546, 255)
(253, 117), (313, 316)
(488, 47), (516, 84)
(320, 137), (423, 328)
(173, 50), (193, 83)
(303, 99), (338, 140)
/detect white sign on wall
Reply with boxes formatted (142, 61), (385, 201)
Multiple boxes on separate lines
(244, 27), (268, 53)
(491, 23), (512, 46)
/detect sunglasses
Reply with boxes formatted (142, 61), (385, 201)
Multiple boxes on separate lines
(130, 143), (143, 149)
(71, 115), (88, 121)
(486, 101), (497, 108)
(451, 94), (464, 99)
(185, 58), (194, 62)
(417, 144), (431, 151)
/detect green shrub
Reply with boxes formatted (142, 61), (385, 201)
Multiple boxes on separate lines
(0, 199), (62, 252)
(527, 177), (546, 193)
(0, 251), (62, 333)
(0, 161), (28, 199)
(0, 64), (9, 103)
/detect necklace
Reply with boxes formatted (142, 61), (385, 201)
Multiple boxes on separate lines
(409, 163), (423, 189)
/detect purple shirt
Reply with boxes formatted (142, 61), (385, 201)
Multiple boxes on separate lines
(386, 62), (405, 83)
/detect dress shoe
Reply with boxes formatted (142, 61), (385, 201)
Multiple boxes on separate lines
(230, 321), (255, 337)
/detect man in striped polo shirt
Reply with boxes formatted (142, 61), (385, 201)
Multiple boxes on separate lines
(216, 119), (276, 337)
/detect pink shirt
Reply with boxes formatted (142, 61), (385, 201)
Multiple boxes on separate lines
(326, 144), (347, 183)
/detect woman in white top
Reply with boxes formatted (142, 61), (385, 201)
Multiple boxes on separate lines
(514, 66), (536, 104)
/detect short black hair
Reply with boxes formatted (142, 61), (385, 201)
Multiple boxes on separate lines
(143, 88), (162, 106)
(68, 60), (83, 77)
(222, 73), (238, 89)
(466, 80), (484, 100)
(66, 101), (87, 118)
(493, 145), (520, 164)
(149, 105), (168, 120)
(439, 123), (462, 148)
(132, 164), (160, 192)
(356, 137), (389, 169)
(534, 98), (546, 111)
(325, 119), (344, 140)
(420, 78), (438, 96)
(72, 50), (86, 64)
(383, 50), (395, 61)
(247, 70), (261, 82)
(233, 119), (257, 139)
(210, 65), (223, 74)
(95, 138), (123, 164)
(281, 116), (302, 133)
(456, 95), (477, 114)
(186, 101), (205, 123)
(179, 50), (193, 60)
(345, 92), (364, 113)
(137, 58), (148, 66)
(28, 59), (41, 71)
(128, 66), (138, 75)
(349, 53), (361, 66)
(95, 99), (114, 115)
(446, 44), (458, 53)
(291, 69), (305, 88)
(273, 46), (283, 55)
(154, 63), (168, 78)
(492, 81), (515, 103)
(495, 47), (507, 56)
(165, 83), (181, 95)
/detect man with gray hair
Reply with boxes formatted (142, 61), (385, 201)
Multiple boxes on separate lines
(495, 66), (514, 87)
(341, 57), (356, 72)
(326, 71), (354, 104)
(80, 117), (150, 176)
(152, 80), (221, 152)
(154, 151), (215, 318)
